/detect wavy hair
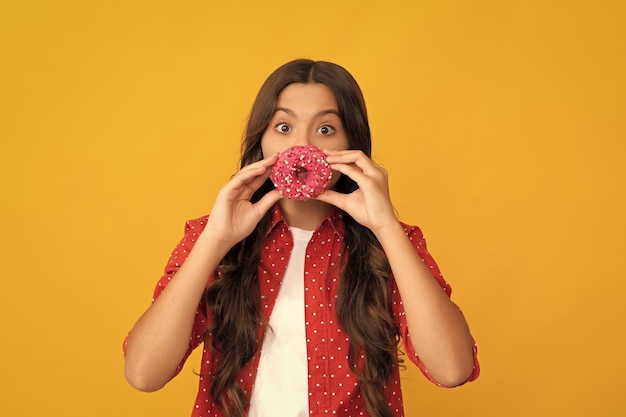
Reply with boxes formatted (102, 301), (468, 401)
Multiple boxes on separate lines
(205, 59), (400, 417)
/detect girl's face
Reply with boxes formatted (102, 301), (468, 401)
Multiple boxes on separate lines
(261, 83), (349, 158)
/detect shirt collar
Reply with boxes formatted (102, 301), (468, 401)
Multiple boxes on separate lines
(266, 203), (345, 238)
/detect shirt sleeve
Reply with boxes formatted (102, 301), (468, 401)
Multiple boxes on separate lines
(390, 223), (480, 386)
(123, 216), (211, 379)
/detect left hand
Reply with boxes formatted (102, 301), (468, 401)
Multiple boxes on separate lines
(315, 149), (398, 233)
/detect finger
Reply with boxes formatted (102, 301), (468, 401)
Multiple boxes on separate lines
(314, 189), (347, 210)
(253, 189), (283, 215)
(324, 150), (380, 176)
(225, 167), (267, 198)
(232, 152), (279, 180)
(229, 174), (275, 205)
(323, 149), (367, 160)
(217, 169), (268, 204)
(323, 149), (360, 157)
(328, 162), (371, 186)
(242, 165), (274, 192)
(230, 156), (276, 188)
(253, 152), (280, 168)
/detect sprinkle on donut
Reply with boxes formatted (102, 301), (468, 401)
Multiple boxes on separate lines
(271, 145), (333, 201)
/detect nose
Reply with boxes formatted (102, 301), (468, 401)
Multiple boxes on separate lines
(291, 129), (312, 147)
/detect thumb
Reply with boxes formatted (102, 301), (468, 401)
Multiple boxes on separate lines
(254, 189), (283, 215)
(314, 189), (346, 210)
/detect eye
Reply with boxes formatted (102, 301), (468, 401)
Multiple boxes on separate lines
(317, 125), (335, 135)
(274, 123), (291, 133)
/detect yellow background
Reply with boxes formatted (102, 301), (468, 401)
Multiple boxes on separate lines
(1, 1), (624, 416)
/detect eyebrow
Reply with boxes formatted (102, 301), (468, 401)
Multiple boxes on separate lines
(274, 107), (340, 119)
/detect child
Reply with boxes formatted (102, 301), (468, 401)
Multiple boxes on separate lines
(123, 59), (479, 417)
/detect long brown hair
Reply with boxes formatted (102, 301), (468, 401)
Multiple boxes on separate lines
(205, 59), (399, 417)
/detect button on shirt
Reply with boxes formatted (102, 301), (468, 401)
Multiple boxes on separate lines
(125, 205), (479, 417)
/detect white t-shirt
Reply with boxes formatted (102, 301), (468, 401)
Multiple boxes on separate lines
(248, 227), (314, 417)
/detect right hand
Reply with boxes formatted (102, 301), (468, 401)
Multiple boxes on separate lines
(202, 153), (282, 249)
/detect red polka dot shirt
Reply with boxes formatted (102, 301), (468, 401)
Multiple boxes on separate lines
(127, 205), (479, 416)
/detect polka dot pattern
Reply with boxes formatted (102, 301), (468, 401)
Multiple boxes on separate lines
(123, 205), (479, 416)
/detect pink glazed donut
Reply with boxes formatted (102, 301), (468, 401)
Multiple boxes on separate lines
(271, 145), (333, 201)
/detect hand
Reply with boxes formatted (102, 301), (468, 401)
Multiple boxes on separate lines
(315, 150), (398, 233)
(203, 153), (282, 249)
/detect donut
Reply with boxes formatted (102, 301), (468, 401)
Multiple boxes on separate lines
(271, 145), (333, 201)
